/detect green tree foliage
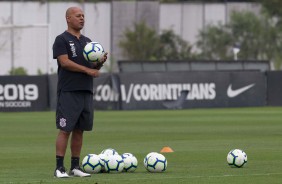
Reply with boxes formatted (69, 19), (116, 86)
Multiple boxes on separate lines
(158, 30), (193, 60)
(261, 0), (282, 19)
(119, 21), (194, 61)
(197, 10), (282, 69)
(9, 67), (28, 75)
(119, 21), (160, 60)
(260, 0), (282, 68)
(196, 23), (233, 60)
(229, 11), (267, 60)
(37, 69), (43, 75)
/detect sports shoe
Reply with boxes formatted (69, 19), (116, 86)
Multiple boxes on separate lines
(54, 167), (70, 178)
(69, 167), (91, 177)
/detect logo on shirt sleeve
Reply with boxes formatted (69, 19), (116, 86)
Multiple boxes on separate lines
(69, 41), (77, 57)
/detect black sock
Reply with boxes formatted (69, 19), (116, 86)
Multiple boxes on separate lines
(71, 157), (80, 170)
(56, 155), (64, 169)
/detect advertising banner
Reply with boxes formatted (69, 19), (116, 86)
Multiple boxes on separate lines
(266, 71), (282, 106)
(93, 71), (266, 110)
(0, 76), (49, 112)
(0, 71), (268, 111)
(93, 73), (121, 110)
(48, 74), (121, 111)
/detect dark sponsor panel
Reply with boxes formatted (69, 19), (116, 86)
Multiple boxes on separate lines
(0, 76), (49, 112)
(116, 71), (266, 110)
(227, 71), (266, 107)
(48, 73), (121, 111)
(0, 71), (268, 111)
(266, 71), (282, 106)
(93, 73), (121, 110)
(118, 72), (221, 109)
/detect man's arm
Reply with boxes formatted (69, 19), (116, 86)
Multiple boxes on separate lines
(57, 54), (99, 77)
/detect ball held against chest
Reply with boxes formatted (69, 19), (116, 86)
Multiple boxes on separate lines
(83, 42), (105, 62)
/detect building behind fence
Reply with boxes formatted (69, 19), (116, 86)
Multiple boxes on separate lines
(0, 1), (261, 75)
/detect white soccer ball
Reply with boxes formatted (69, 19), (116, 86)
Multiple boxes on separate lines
(121, 153), (138, 172)
(82, 154), (103, 174)
(98, 153), (108, 173)
(121, 153), (134, 158)
(83, 41), (104, 62)
(104, 154), (124, 173)
(101, 148), (119, 156)
(227, 149), (248, 168)
(144, 152), (167, 172)
(143, 152), (159, 168)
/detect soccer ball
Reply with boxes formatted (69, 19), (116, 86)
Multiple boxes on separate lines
(121, 153), (138, 172)
(121, 153), (134, 158)
(227, 149), (248, 168)
(104, 154), (124, 173)
(101, 148), (119, 156)
(143, 152), (159, 168)
(82, 154), (103, 174)
(98, 153), (108, 173)
(144, 152), (167, 172)
(83, 41), (104, 62)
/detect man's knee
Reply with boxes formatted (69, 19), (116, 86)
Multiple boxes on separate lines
(59, 130), (71, 136)
(73, 129), (83, 135)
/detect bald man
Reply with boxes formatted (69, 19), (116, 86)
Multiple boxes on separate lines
(52, 7), (107, 178)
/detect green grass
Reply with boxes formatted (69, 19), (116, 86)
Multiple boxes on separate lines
(1, 107), (282, 183)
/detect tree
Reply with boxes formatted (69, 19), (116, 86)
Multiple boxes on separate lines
(158, 30), (193, 60)
(261, 0), (282, 19)
(196, 10), (282, 69)
(119, 21), (194, 61)
(196, 23), (233, 60)
(229, 11), (267, 60)
(9, 67), (28, 75)
(119, 21), (160, 60)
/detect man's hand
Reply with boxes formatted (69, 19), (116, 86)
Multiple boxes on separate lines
(100, 52), (108, 63)
(86, 68), (100, 77)
(58, 55), (100, 77)
(93, 52), (108, 70)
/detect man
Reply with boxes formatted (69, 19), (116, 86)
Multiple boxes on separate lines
(52, 7), (107, 178)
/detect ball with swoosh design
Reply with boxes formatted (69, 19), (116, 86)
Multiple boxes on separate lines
(83, 42), (105, 62)
(227, 149), (247, 168)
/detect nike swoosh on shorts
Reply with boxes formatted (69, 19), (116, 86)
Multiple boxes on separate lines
(227, 84), (255, 98)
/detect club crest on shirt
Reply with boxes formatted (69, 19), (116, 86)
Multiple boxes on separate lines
(69, 41), (77, 57)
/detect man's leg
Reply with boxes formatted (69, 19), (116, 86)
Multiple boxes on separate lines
(70, 129), (83, 170)
(56, 130), (71, 156)
(69, 129), (90, 177)
(71, 129), (83, 159)
(54, 130), (71, 178)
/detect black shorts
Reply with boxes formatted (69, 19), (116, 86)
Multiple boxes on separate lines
(56, 91), (94, 132)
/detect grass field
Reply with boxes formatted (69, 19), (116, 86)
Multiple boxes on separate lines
(0, 107), (282, 184)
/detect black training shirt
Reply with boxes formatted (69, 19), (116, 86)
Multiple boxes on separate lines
(53, 31), (93, 93)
